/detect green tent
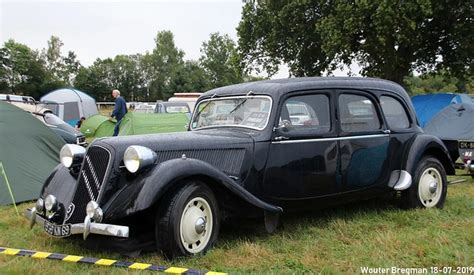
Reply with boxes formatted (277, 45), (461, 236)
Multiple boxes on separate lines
(80, 114), (116, 138)
(81, 113), (189, 138)
(119, 112), (189, 135)
(0, 102), (65, 205)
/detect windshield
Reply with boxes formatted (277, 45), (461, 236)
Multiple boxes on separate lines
(191, 96), (272, 130)
(166, 105), (190, 113)
(43, 113), (65, 125)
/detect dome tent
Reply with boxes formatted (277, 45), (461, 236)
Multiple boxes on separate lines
(0, 102), (65, 205)
(424, 104), (474, 141)
(80, 113), (189, 138)
(41, 88), (98, 126)
(412, 93), (472, 127)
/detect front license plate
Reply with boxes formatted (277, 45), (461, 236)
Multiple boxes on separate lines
(44, 220), (71, 237)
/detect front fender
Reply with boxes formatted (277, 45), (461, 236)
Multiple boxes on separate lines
(402, 134), (455, 176)
(103, 158), (282, 221)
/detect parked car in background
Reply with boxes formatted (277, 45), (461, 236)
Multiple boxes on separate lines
(27, 77), (454, 259)
(0, 94), (51, 113)
(155, 102), (191, 114)
(34, 112), (86, 145)
(133, 103), (155, 114)
(1, 94), (85, 145)
(167, 92), (202, 111)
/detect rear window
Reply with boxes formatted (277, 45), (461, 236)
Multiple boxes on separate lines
(380, 96), (410, 129)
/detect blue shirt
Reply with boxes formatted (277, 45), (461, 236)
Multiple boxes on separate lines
(112, 96), (127, 121)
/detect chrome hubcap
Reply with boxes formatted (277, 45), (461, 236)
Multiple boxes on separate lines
(428, 181), (437, 193)
(179, 197), (213, 253)
(195, 217), (206, 234)
(418, 167), (442, 208)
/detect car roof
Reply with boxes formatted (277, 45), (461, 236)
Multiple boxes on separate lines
(201, 77), (409, 101)
(161, 102), (190, 107)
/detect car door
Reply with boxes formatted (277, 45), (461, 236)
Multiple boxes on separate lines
(263, 91), (339, 200)
(337, 91), (391, 192)
(379, 94), (417, 171)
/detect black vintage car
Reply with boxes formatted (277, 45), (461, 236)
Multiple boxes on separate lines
(26, 77), (455, 258)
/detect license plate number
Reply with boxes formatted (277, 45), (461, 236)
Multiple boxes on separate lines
(44, 221), (71, 237)
(459, 141), (474, 149)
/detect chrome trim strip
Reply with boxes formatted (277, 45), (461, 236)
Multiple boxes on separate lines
(271, 134), (389, 144)
(86, 156), (100, 190)
(81, 170), (95, 201)
(25, 208), (129, 238)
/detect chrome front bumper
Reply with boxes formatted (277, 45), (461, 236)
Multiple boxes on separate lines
(25, 208), (129, 239)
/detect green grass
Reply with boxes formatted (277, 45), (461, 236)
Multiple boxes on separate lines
(1, 174), (472, 273)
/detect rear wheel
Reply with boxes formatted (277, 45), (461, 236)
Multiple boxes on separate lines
(155, 181), (219, 258)
(401, 156), (447, 209)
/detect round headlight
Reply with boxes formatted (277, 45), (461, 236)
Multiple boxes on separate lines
(86, 201), (103, 222)
(36, 198), (44, 212)
(123, 145), (157, 173)
(44, 195), (57, 212)
(60, 144), (86, 168)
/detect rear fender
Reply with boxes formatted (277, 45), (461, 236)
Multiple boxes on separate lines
(402, 134), (455, 176)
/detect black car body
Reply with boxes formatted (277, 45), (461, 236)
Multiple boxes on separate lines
(27, 77), (454, 258)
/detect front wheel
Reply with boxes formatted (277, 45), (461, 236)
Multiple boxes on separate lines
(401, 156), (447, 209)
(156, 181), (220, 258)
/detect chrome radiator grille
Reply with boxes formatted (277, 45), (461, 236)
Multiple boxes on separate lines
(65, 146), (111, 224)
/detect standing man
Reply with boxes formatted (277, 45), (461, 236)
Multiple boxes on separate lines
(111, 89), (127, 136)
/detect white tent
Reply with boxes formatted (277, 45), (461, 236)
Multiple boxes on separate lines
(41, 88), (98, 126)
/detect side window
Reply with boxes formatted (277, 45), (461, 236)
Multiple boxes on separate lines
(380, 96), (410, 129)
(339, 94), (381, 132)
(279, 94), (331, 135)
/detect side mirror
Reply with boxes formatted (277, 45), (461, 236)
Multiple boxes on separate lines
(274, 120), (292, 133)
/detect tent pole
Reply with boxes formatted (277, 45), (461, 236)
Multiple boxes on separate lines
(0, 162), (20, 216)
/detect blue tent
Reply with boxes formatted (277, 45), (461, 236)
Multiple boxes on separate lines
(412, 93), (473, 127)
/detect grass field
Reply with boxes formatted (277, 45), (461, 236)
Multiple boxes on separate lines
(0, 174), (472, 274)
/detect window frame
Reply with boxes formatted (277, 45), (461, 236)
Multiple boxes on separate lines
(379, 94), (414, 132)
(273, 90), (336, 140)
(337, 90), (386, 136)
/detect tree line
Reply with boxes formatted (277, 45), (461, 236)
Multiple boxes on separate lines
(237, 0), (472, 94)
(0, 31), (254, 101)
(1, 0), (472, 101)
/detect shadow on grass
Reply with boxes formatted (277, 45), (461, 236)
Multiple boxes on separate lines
(218, 195), (400, 244)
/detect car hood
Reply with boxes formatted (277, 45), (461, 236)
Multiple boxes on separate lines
(96, 129), (254, 153)
(90, 129), (256, 182)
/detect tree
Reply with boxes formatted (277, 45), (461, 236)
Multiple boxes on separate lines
(404, 72), (473, 95)
(0, 39), (48, 98)
(62, 51), (82, 85)
(148, 31), (185, 99)
(200, 33), (244, 88)
(74, 58), (113, 101)
(41, 36), (81, 86)
(169, 60), (210, 93)
(238, 0), (473, 84)
(43, 35), (64, 80)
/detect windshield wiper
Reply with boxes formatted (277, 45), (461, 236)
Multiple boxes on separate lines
(229, 98), (248, 114)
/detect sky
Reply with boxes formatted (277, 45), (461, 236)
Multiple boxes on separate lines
(1, 0), (357, 78)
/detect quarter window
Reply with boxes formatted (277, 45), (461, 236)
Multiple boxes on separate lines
(380, 96), (410, 129)
(279, 94), (331, 134)
(339, 94), (381, 132)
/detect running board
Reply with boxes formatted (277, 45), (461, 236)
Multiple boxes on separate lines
(388, 170), (412, 191)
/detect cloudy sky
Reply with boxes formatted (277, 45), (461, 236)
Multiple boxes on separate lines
(1, 0), (242, 62)
(1, 0), (357, 78)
